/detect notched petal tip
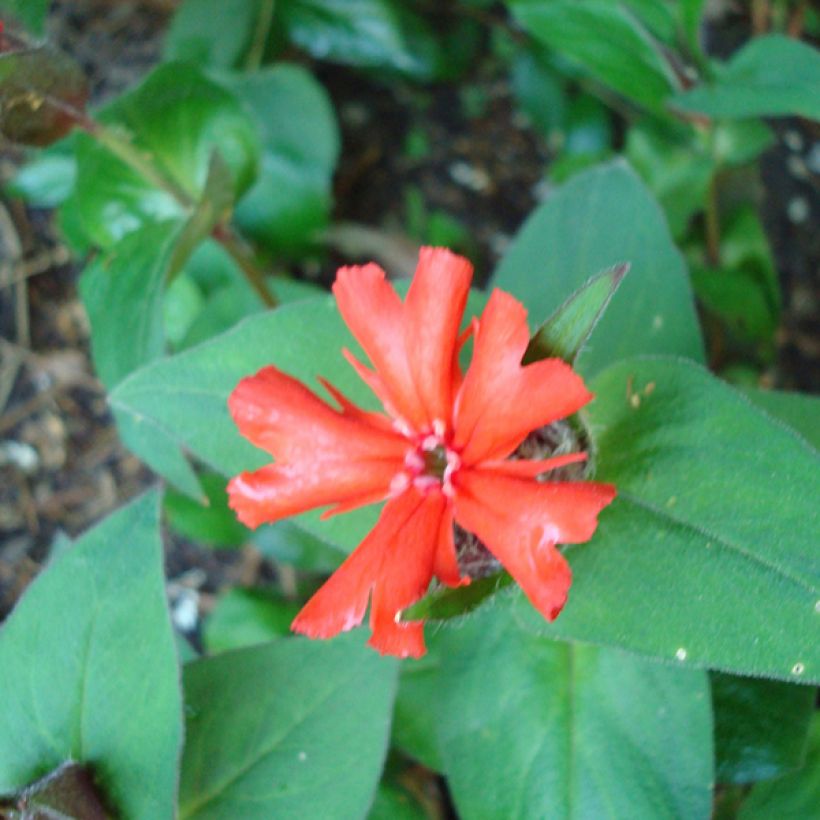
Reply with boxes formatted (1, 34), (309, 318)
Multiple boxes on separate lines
(368, 619), (426, 659)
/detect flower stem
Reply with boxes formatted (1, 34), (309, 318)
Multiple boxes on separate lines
(245, 0), (276, 71)
(705, 172), (721, 267)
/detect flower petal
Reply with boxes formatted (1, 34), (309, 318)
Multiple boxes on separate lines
(228, 461), (400, 529)
(453, 468), (616, 620)
(453, 289), (593, 463)
(433, 506), (470, 588)
(404, 247), (473, 428)
(229, 365), (407, 462)
(333, 262), (426, 430)
(227, 366), (407, 527)
(291, 488), (445, 659)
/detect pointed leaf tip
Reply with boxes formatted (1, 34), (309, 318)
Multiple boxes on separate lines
(524, 262), (630, 365)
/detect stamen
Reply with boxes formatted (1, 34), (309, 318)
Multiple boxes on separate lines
(432, 418), (446, 438)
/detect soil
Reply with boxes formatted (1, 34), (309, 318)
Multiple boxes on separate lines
(1, 2), (818, 631)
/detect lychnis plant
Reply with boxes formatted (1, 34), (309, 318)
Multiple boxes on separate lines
(1, 2), (818, 818)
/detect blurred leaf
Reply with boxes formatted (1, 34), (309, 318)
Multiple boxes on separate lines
(179, 633), (398, 818)
(0, 492), (182, 818)
(164, 0), (264, 68)
(712, 673), (816, 784)
(203, 588), (299, 652)
(6, 140), (76, 207)
(691, 206), (780, 345)
(742, 388), (820, 451)
(525, 263), (629, 364)
(225, 65), (339, 256)
(678, 0), (706, 59)
(165, 471), (250, 547)
(80, 221), (182, 389)
(625, 118), (713, 238)
(252, 519), (347, 572)
(164, 273), (205, 348)
(369, 782), (427, 820)
(169, 151), (236, 278)
(507, 357), (820, 682)
(511, 48), (567, 139)
(509, 0), (678, 112)
(671, 35), (820, 120)
(80, 220), (202, 497)
(0, 44), (88, 146)
(437, 607), (713, 820)
(279, 0), (444, 80)
(739, 715), (820, 819)
(493, 160), (705, 375)
(73, 62), (259, 248)
(0, 0), (49, 36)
(712, 120), (774, 167)
(620, 0), (678, 44)
(564, 93), (613, 155)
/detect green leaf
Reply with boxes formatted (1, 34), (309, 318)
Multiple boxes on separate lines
(178, 633), (398, 818)
(739, 715), (820, 819)
(80, 221), (181, 388)
(671, 35), (820, 121)
(0, 492), (182, 818)
(492, 160), (705, 375)
(79, 221), (202, 497)
(712, 673), (816, 784)
(225, 65), (340, 256)
(525, 263), (629, 364)
(73, 62), (260, 248)
(742, 388), (820, 451)
(165, 471), (250, 547)
(203, 588), (299, 652)
(508, 356), (820, 682)
(279, 0), (445, 81)
(509, 0), (678, 112)
(369, 782), (427, 820)
(625, 118), (713, 239)
(164, 0), (264, 68)
(437, 607), (713, 819)
(0, 0), (49, 36)
(6, 140), (77, 207)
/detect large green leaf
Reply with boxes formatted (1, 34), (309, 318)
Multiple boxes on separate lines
(509, 357), (819, 682)
(712, 673), (816, 784)
(279, 0), (444, 80)
(164, 0), (264, 68)
(225, 65), (340, 255)
(73, 62), (259, 248)
(0, 492), (182, 818)
(509, 0), (678, 111)
(739, 714), (820, 819)
(437, 608), (713, 819)
(178, 633), (398, 818)
(671, 35), (820, 121)
(742, 388), (820, 451)
(492, 160), (705, 374)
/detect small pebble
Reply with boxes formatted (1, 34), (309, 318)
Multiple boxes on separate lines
(783, 130), (804, 152)
(787, 197), (810, 224)
(0, 441), (39, 474)
(449, 161), (490, 192)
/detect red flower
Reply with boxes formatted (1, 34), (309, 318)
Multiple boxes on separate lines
(228, 248), (616, 658)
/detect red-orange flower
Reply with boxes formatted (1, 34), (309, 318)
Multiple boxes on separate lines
(228, 248), (615, 658)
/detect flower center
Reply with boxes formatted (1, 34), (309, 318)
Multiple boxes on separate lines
(390, 428), (462, 498)
(422, 444), (449, 479)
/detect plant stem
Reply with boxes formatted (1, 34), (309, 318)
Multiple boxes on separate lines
(213, 224), (277, 307)
(705, 172), (721, 267)
(245, 0), (276, 71)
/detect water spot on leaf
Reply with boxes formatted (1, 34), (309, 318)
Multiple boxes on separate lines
(791, 662), (805, 676)
(675, 647), (687, 661)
